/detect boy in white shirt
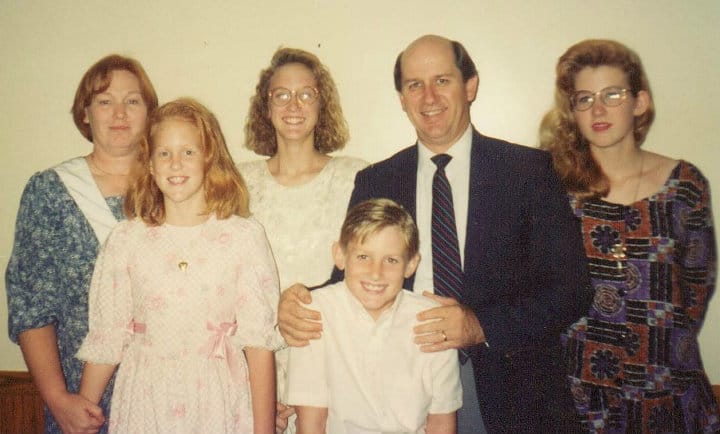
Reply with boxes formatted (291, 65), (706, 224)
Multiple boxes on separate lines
(286, 198), (462, 434)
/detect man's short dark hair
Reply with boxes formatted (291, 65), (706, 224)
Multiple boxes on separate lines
(393, 39), (478, 91)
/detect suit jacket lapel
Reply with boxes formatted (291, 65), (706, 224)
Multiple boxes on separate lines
(398, 145), (419, 290)
(401, 145), (419, 220)
(464, 129), (491, 272)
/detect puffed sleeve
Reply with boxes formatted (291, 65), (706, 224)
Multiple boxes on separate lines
(232, 219), (283, 350)
(6, 173), (63, 342)
(76, 222), (134, 364)
(678, 164), (716, 331)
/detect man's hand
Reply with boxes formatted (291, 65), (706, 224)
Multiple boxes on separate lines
(413, 291), (485, 352)
(277, 283), (322, 347)
(275, 401), (296, 433)
(46, 391), (105, 434)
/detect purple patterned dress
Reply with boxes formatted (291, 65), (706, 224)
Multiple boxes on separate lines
(563, 161), (719, 433)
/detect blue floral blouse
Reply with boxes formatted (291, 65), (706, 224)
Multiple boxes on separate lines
(6, 167), (123, 434)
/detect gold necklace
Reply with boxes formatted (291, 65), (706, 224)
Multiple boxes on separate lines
(164, 226), (192, 272)
(611, 152), (645, 271)
(87, 154), (130, 177)
(163, 216), (211, 272)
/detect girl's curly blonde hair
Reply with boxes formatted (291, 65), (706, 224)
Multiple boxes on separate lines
(244, 47), (349, 156)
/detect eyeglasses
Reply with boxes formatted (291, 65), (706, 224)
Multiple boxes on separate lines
(268, 86), (319, 107)
(571, 87), (629, 111)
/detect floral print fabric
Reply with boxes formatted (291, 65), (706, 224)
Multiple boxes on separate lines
(77, 215), (281, 433)
(6, 168), (123, 433)
(564, 161), (720, 433)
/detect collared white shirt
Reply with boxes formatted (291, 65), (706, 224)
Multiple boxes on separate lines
(413, 124), (472, 294)
(287, 282), (462, 434)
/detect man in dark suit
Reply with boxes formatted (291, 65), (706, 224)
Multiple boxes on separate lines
(279, 34), (591, 433)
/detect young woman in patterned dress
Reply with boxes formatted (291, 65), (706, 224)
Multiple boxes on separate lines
(540, 39), (719, 433)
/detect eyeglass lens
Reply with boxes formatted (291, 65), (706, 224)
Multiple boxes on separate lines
(270, 87), (318, 106)
(572, 87), (627, 111)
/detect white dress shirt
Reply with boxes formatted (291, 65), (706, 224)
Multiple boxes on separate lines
(286, 282), (462, 434)
(413, 125), (472, 294)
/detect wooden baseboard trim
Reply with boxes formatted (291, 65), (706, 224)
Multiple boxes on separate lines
(0, 370), (32, 382)
(0, 370), (44, 434)
(1, 372), (717, 428)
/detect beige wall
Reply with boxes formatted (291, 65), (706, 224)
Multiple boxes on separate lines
(2, 1), (719, 383)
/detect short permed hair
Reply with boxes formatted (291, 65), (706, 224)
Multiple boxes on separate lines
(339, 198), (419, 259)
(125, 98), (249, 224)
(71, 54), (158, 142)
(244, 47), (349, 156)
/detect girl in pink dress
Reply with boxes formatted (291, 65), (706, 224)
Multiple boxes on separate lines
(78, 98), (280, 433)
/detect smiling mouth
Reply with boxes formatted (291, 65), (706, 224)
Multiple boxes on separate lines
(421, 107), (446, 117)
(167, 176), (188, 185)
(283, 116), (305, 125)
(361, 281), (387, 293)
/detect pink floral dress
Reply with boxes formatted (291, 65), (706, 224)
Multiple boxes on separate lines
(78, 215), (281, 433)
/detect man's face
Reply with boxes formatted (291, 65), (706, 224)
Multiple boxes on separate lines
(398, 37), (478, 153)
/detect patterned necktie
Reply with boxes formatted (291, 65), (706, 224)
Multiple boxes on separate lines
(431, 154), (463, 301)
(431, 154), (468, 362)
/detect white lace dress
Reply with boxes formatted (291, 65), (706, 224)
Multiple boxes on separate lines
(238, 156), (367, 403)
(77, 215), (281, 433)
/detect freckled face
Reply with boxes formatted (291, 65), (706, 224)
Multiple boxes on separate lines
(149, 118), (206, 215)
(268, 63), (320, 147)
(334, 226), (419, 320)
(573, 66), (647, 151)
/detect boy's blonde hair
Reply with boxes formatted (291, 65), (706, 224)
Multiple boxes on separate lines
(339, 199), (419, 258)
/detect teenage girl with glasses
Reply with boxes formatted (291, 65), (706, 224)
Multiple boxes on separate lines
(540, 39), (719, 433)
(239, 48), (367, 433)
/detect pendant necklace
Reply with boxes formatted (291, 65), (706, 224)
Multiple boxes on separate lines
(611, 152), (644, 271)
(165, 226), (192, 272)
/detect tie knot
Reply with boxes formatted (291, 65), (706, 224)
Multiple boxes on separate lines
(431, 154), (452, 170)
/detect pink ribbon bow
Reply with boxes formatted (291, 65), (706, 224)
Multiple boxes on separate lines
(199, 321), (245, 384)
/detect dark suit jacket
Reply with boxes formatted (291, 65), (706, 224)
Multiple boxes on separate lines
(335, 129), (591, 433)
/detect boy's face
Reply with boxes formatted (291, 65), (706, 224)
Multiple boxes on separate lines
(333, 226), (420, 320)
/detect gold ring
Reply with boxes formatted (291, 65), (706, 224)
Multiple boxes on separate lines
(441, 330), (447, 342)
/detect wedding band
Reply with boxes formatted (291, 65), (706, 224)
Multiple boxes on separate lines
(440, 330), (447, 342)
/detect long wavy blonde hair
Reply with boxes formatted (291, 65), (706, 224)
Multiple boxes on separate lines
(539, 39), (655, 199)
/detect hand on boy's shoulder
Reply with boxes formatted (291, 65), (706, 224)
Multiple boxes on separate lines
(412, 291), (486, 353)
(278, 283), (322, 347)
